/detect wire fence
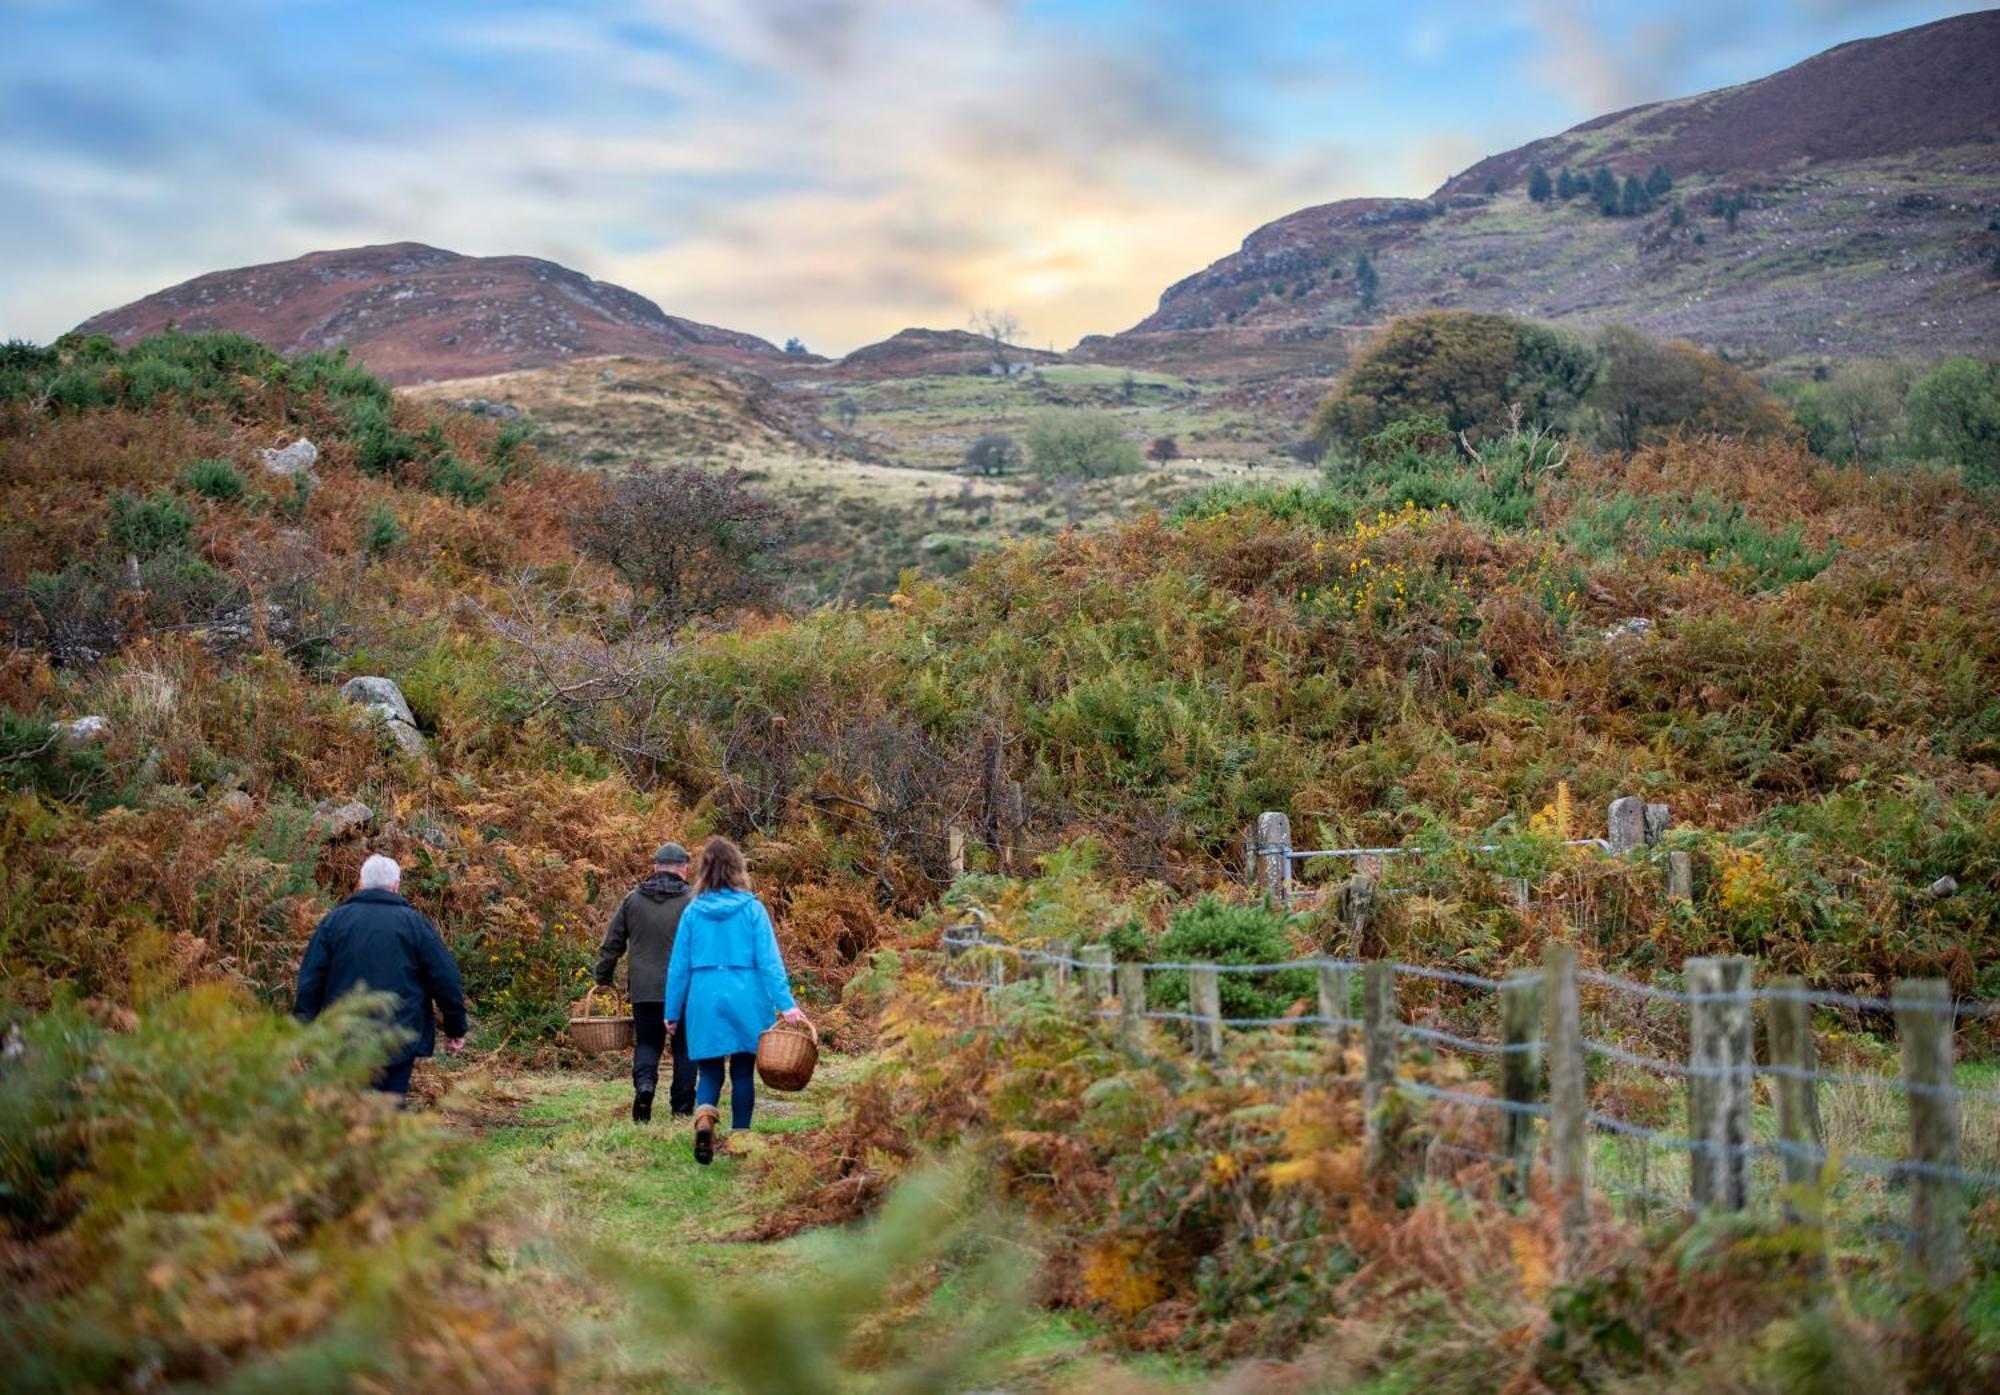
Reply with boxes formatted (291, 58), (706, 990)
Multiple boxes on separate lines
(938, 921), (1998, 1278)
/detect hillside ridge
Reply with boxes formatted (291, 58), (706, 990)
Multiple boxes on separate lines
(1098, 10), (2000, 369)
(74, 241), (786, 385)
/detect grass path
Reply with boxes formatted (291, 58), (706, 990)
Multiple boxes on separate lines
(446, 1056), (1164, 1392)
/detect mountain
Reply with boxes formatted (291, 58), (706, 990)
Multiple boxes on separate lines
(73, 242), (786, 384)
(1085, 11), (2000, 370)
(835, 327), (1062, 377)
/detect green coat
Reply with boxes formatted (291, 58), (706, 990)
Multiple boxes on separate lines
(593, 873), (691, 1003)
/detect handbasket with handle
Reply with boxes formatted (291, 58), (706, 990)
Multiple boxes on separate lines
(755, 1015), (819, 1092)
(567, 985), (635, 1053)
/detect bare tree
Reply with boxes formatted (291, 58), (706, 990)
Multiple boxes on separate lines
(571, 464), (794, 629)
(970, 308), (1023, 376)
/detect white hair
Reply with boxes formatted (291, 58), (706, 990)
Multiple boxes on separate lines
(358, 854), (403, 892)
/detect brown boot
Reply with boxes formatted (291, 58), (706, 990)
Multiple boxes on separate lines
(693, 1105), (718, 1166)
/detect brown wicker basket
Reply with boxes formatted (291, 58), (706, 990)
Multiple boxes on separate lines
(755, 1016), (819, 1092)
(567, 986), (634, 1053)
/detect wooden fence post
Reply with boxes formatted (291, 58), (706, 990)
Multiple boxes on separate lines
(1666, 851), (1694, 902)
(1500, 877), (1531, 909)
(1363, 961), (1397, 1179)
(1607, 796), (1646, 853)
(1079, 943), (1113, 1003)
(1189, 966), (1224, 1061)
(1336, 875), (1377, 952)
(1895, 979), (1965, 1285)
(946, 826), (966, 879)
(1317, 962), (1353, 1046)
(1543, 943), (1588, 1253)
(1255, 811), (1292, 903)
(1116, 961), (1147, 1054)
(1767, 975), (1823, 1196)
(1502, 969), (1544, 1199)
(1686, 956), (1753, 1212)
(1049, 937), (1074, 994)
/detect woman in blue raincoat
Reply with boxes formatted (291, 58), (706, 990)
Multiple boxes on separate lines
(664, 836), (807, 1164)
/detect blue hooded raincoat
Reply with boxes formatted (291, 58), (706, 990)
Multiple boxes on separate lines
(662, 888), (797, 1061)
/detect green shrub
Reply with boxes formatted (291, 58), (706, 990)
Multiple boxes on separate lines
(342, 397), (419, 477)
(1312, 311), (1594, 451)
(1563, 492), (1836, 590)
(364, 502), (405, 555)
(284, 347), (392, 409)
(106, 489), (194, 557)
(1147, 895), (1310, 1021)
(1358, 412), (1455, 462)
(117, 355), (195, 407)
(1906, 358), (2000, 485)
(178, 456), (246, 501)
(428, 451), (502, 505)
(0, 988), (473, 1391)
(1024, 411), (1144, 479)
(41, 366), (108, 413)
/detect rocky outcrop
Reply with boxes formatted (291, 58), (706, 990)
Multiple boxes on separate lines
(261, 438), (318, 478)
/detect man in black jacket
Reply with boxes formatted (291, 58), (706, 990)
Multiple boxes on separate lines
(295, 854), (468, 1098)
(595, 842), (695, 1122)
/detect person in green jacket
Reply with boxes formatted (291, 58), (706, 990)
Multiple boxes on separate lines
(665, 837), (807, 1164)
(594, 842), (694, 1122)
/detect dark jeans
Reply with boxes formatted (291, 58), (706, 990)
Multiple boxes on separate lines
(374, 1058), (415, 1100)
(633, 1002), (695, 1114)
(695, 1052), (757, 1129)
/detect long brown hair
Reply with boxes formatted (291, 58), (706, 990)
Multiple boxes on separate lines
(692, 836), (751, 894)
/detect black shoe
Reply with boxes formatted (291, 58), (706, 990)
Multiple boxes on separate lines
(693, 1106), (717, 1165)
(633, 1091), (654, 1123)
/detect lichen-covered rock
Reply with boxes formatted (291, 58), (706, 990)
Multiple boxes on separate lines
(340, 676), (416, 727)
(220, 790), (255, 819)
(58, 715), (110, 745)
(261, 438), (319, 477)
(339, 676), (429, 756)
(312, 799), (373, 839)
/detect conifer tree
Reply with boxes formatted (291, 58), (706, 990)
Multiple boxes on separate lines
(1527, 165), (1552, 203)
(1621, 174), (1650, 216)
(1354, 252), (1380, 314)
(1556, 167), (1576, 199)
(1591, 166), (1618, 215)
(1645, 163), (1673, 198)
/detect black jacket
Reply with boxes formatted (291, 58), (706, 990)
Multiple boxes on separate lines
(294, 888), (469, 1064)
(594, 873), (691, 1002)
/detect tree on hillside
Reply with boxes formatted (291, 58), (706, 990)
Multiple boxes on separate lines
(835, 394), (860, 430)
(1556, 167), (1577, 199)
(1725, 195), (1744, 231)
(783, 337), (809, 356)
(963, 431), (1023, 477)
(1620, 175), (1651, 217)
(1586, 325), (1790, 451)
(1645, 163), (1673, 198)
(1528, 166), (1552, 203)
(1025, 412), (1144, 480)
(1591, 166), (1619, 215)
(1907, 358), (2000, 485)
(1483, 176), (1500, 195)
(1148, 435), (1180, 463)
(971, 308), (1023, 375)
(573, 464), (794, 628)
(1354, 252), (1380, 314)
(1309, 310), (1596, 452)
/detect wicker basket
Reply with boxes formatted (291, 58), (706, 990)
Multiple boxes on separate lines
(567, 986), (634, 1053)
(755, 1017), (819, 1092)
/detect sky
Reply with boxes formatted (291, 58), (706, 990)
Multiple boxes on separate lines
(0, 0), (1989, 354)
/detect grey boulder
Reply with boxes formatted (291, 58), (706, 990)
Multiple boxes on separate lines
(339, 676), (428, 756)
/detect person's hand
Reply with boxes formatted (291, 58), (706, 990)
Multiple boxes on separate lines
(445, 1037), (465, 1056)
(780, 1007), (808, 1025)
(665, 1021), (677, 1037)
